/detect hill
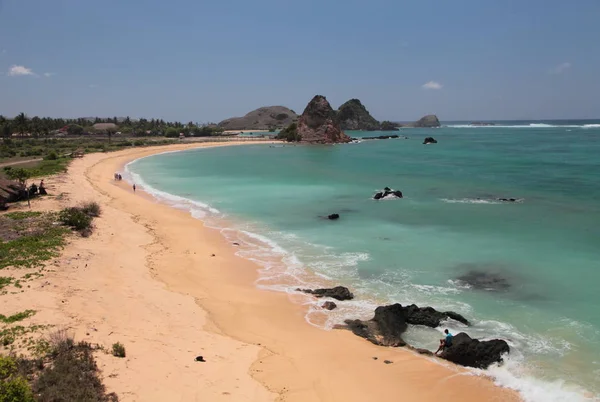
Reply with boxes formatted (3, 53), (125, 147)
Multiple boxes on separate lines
(218, 106), (298, 130)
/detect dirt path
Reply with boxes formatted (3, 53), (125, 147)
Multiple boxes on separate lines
(0, 158), (43, 168)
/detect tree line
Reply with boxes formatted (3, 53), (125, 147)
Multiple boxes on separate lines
(0, 113), (225, 138)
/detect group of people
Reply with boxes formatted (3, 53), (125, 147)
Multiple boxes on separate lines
(114, 172), (123, 181)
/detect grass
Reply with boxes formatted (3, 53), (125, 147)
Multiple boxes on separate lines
(0, 310), (36, 324)
(0, 325), (48, 347)
(59, 207), (93, 231)
(111, 342), (126, 358)
(28, 157), (71, 177)
(4, 211), (42, 220)
(0, 226), (68, 270)
(0, 277), (12, 290)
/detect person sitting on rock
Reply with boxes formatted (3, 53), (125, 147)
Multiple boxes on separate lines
(435, 329), (453, 355)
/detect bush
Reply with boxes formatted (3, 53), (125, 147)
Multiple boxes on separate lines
(80, 201), (101, 217)
(0, 355), (35, 402)
(275, 123), (301, 142)
(34, 338), (119, 401)
(59, 207), (93, 231)
(112, 343), (126, 358)
(45, 150), (58, 160)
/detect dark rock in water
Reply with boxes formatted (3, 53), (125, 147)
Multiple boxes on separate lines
(498, 198), (517, 202)
(343, 304), (408, 347)
(413, 115), (441, 128)
(373, 188), (403, 200)
(402, 304), (470, 327)
(423, 137), (438, 144)
(328, 213), (340, 220)
(362, 135), (400, 140)
(298, 286), (354, 301)
(456, 270), (511, 292)
(322, 301), (337, 310)
(440, 332), (509, 369)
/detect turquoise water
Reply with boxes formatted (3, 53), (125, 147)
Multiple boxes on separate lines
(127, 122), (600, 402)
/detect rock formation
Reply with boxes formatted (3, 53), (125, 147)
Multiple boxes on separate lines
(402, 304), (469, 327)
(297, 286), (354, 301)
(373, 187), (403, 200)
(218, 106), (298, 130)
(380, 121), (399, 131)
(328, 214), (340, 220)
(295, 96), (351, 144)
(344, 304), (408, 347)
(439, 332), (510, 369)
(322, 301), (337, 310)
(336, 99), (381, 131)
(456, 271), (511, 292)
(423, 137), (438, 144)
(412, 115), (441, 128)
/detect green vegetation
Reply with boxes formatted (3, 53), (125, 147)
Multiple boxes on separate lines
(59, 207), (93, 231)
(111, 342), (126, 358)
(0, 355), (34, 402)
(0, 226), (68, 269)
(0, 335), (119, 402)
(0, 311), (36, 324)
(4, 211), (42, 220)
(0, 277), (12, 290)
(80, 201), (101, 217)
(275, 123), (302, 142)
(0, 325), (48, 347)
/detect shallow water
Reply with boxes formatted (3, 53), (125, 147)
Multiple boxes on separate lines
(128, 122), (600, 402)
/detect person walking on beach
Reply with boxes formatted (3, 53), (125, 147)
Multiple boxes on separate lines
(133, 184), (136, 193)
(435, 329), (453, 355)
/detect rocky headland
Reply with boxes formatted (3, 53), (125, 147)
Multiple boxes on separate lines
(218, 106), (298, 130)
(336, 99), (381, 131)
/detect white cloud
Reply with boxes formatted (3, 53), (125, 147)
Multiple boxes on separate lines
(422, 81), (442, 90)
(43, 72), (55, 77)
(550, 62), (571, 75)
(8, 65), (36, 76)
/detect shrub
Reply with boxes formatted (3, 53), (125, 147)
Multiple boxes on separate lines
(112, 342), (126, 358)
(59, 207), (93, 231)
(275, 123), (301, 142)
(80, 201), (101, 217)
(45, 150), (58, 160)
(0, 355), (35, 402)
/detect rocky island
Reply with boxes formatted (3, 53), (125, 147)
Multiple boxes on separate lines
(277, 95), (351, 144)
(336, 99), (381, 131)
(218, 106), (298, 130)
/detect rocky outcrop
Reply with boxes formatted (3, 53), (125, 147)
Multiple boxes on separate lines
(380, 121), (399, 131)
(322, 301), (337, 310)
(328, 214), (340, 220)
(296, 96), (351, 144)
(275, 123), (301, 142)
(423, 137), (438, 144)
(361, 135), (399, 140)
(373, 187), (403, 200)
(402, 304), (470, 327)
(344, 304), (408, 347)
(336, 99), (381, 131)
(298, 286), (354, 301)
(412, 115), (441, 128)
(456, 271), (511, 292)
(218, 106), (298, 130)
(439, 332), (509, 369)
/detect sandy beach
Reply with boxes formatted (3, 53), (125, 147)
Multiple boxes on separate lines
(3, 141), (520, 401)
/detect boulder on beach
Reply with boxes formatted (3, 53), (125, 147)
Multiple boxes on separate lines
(440, 332), (510, 369)
(343, 304), (408, 347)
(423, 137), (438, 144)
(296, 95), (351, 144)
(322, 301), (337, 310)
(298, 286), (354, 301)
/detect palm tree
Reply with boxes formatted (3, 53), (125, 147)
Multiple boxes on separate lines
(15, 112), (29, 137)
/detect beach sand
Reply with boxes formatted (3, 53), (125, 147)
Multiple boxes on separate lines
(3, 141), (520, 401)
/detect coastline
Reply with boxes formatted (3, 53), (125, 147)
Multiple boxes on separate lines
(8, 141), (520, 401)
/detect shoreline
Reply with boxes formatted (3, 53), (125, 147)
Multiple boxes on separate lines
(8, 141), (520, 401)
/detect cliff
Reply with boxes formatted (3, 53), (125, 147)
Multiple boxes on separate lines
(336, 99), (381, 131)
(295, 95), (351, 144)
(218, 106), (298, 130)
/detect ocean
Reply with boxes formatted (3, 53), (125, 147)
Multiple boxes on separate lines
(126, 121), (600, 402)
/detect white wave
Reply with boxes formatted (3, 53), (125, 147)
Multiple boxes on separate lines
(582, 124), (600, 129)
(441, 198), (502, 204)
(445, 124), (583, 128)
(484, 357), (595, 402)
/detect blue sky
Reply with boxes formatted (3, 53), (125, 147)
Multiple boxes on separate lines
(1, 0), (599, 122)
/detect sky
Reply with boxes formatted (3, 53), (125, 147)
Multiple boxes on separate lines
(1, 0), (599, 122)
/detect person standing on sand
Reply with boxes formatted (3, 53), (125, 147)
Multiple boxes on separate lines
(435, 329), (453, 355)
(133, 184), (136, 193)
